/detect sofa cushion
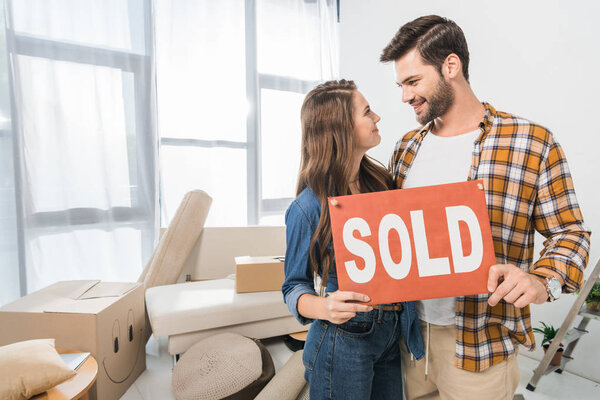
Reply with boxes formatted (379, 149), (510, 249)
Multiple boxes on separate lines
(145, 278), (292, 337)
(181, 226), (286, 280)
(167, 317), (307, 356)
(140, 190), (212, 289)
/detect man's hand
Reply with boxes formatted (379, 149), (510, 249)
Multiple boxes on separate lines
(321, 291), (373, 324)
(487, 264), (548, 308)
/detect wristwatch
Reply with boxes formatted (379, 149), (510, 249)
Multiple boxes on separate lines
(545, 277), (562, 302)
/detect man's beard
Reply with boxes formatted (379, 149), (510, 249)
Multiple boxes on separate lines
(416, 76), (454, 125)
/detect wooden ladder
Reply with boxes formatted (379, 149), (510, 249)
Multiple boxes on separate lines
(526, 257), (600, 391)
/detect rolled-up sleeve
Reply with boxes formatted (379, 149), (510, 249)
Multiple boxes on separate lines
(284, 284), (317, 325)
(531, 140), (591, 292)
(282, 200), (319, 325)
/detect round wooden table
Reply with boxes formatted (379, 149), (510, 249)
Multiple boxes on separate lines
(32, 349), (98, 400)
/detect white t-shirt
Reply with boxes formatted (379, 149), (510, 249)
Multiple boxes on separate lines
(402, 128), (480, 326)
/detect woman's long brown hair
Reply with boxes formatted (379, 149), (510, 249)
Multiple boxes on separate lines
(296, 80), (393, 294)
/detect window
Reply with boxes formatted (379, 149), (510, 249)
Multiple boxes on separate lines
(0, 0), (337, 300)
(5, 0), (157, 293)
(156, 0), (337, 226)
(256, 0), (324, 225)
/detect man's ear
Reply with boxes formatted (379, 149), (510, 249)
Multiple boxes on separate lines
(443, 53), (462, 80)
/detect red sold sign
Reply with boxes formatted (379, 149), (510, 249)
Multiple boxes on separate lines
(328, 180), (496, 304)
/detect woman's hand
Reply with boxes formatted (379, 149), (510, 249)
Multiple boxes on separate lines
(321, 291), (373, 324)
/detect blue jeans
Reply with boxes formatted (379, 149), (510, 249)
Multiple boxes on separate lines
(302, 307), (403, 400)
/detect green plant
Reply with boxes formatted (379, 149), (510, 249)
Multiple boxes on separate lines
(585, 282), (600, 309)
(533, 322), (560, 347)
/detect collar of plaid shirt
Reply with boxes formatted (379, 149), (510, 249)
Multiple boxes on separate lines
(389, 102), (591, 372)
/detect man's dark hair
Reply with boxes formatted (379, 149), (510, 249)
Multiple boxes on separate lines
(380, 15), (470, 82)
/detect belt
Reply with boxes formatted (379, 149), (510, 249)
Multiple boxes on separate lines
(372, 303), (403, 312)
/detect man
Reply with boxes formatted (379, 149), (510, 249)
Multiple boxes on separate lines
(380, 15), (591, 400)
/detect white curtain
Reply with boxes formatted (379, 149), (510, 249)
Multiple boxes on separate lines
(155, 0), (339, 227)
(1, 0), (159, 299)
(0, 0), (338, 305)
(0, 1), (18, 306)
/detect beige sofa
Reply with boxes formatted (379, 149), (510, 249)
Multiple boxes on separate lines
(145, 226), (307, 357)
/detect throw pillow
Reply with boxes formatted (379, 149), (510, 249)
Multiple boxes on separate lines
(0, 338), (76, 400)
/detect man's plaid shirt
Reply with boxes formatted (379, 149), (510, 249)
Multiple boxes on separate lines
(389, 103), (591, 372)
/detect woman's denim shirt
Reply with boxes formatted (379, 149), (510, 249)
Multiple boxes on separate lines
(282, 187), (425, 359)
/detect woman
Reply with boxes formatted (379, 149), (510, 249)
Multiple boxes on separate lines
(282, 80), (424, 399)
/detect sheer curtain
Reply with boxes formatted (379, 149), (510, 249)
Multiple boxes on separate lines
(1, 0), (159, 300)
(0, 0), (19, 306)
(155, 0), (339, 227)
(0, 0), (338, 305)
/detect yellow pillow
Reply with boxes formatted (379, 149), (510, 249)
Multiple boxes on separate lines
(0, 338), (76, 400)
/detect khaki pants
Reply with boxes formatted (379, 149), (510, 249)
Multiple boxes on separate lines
(401, 321), (520, 400)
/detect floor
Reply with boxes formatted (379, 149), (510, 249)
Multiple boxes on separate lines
(120, 336), (599, 400)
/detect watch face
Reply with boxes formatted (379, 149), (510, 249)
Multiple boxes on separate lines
(548, 278), (562, 298)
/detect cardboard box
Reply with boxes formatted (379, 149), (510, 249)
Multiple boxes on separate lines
(235, 256), (285, 293)
(0, 281), (146, 400)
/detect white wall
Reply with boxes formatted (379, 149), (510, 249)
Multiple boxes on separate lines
(339, 0), (599, 383)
